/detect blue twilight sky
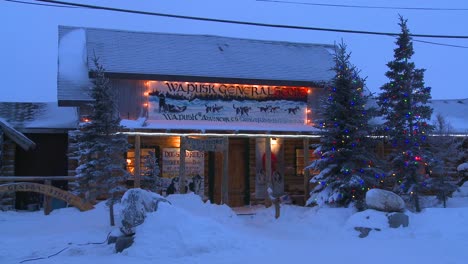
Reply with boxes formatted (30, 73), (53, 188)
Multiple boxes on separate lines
(1, 0), (467, 102)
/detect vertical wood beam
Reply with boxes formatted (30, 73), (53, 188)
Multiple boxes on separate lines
(134, 135), (141, 188)
(43, 179), (52, 215)
(208, 152), (215, 202)
(303, 138), (310, 204)
(221, 137), (229, 204)
(179, 136), (186, 194)
(265, 137), (272, 206)
(243, 138), (250, 206)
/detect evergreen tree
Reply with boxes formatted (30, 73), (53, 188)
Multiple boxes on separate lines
(74, 56), (129, 225)
(141, 150), (162, 192)
(430, 114), (467, 176)
(377, 16), (433, 212)
(424, 114), (461, 207)
(309, 42), (383, 210)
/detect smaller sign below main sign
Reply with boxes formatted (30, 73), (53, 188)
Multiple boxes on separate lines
(183, 137), (226, 152)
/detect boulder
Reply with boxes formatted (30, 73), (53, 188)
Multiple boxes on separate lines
(387, 212), (409, 228)
(120, 188), (170, 235)
(365, 189), (405, 212)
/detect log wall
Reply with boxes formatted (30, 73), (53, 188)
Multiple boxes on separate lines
(0, 138), (16, 210)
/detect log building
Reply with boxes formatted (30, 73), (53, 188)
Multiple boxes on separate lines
(57, 26), (335, 207)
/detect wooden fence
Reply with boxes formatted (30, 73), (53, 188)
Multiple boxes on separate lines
(0, 176), (93, 215)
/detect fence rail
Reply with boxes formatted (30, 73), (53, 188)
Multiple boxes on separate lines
(0, 176), (75, 181)
(0, 176), (80, 215)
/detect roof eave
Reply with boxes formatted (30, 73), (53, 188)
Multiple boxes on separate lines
(0, 119), (36, 151)
(92, 72), (331, 88)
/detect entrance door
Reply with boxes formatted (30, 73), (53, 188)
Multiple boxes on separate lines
(213, 138), (249, 207)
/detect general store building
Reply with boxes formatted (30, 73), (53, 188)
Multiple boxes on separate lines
(57, 26), (336, 207)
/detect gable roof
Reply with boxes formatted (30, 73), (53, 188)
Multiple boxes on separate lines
(368, 98), (468, 135)
(57, 26), (335, 103)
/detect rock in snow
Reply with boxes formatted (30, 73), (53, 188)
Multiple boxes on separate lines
(365, 189), (405, 212)
(115, 236), (135, 253)
(119, 188), (169, 235)
(387, 212), (409, 228)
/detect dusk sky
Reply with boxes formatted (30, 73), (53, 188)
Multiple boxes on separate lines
(1, 0), (467, 102)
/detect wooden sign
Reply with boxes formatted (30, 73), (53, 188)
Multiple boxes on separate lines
(183, 137), (227, 152)
(147, 81), (311, 126)
(0, 182), (94, 211)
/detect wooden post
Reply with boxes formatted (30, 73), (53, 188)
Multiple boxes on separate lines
(179, 136), (186, 194)
(43, 179), (52, 215)
(134, 135), (141, 188)
(221, 137), (229, 204)
(265, 137), (272, 207)
(303, 138), (310, 204)
(378, 139), (385, 159)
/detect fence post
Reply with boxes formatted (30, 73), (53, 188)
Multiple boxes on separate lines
(43, 179), (52, 215)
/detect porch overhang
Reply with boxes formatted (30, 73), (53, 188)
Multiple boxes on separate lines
(0, 119), (36, 151)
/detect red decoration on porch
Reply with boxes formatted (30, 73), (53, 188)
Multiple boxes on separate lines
(262, 153), (278, 171)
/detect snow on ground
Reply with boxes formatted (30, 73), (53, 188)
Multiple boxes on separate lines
(2, 193), (468, 264)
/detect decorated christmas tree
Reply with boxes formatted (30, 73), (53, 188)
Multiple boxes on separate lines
(309, 42), (383, 210)
(377, 16), (433, 212)
(74, 56), (129, 225)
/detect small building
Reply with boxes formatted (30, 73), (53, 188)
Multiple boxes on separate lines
(0, 102), (78, 210)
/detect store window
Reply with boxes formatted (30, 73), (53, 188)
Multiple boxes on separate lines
(296, 148), (315, 176)
(126, 148), (157, 176)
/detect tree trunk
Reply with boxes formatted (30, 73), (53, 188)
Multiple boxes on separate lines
(414, 191), (421, 212)
(443, 192), (447, 208)
(411, 171), (421, 212)
(109, 200), (115, 226)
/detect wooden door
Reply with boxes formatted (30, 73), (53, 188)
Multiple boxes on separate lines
(213, 138), (248, 207)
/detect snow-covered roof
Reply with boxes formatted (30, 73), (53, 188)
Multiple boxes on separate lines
(0, 102), (78, 130)
(57, 26), (335, 103)
(368, 98), (468, 135)
(430, 99), (468, 134)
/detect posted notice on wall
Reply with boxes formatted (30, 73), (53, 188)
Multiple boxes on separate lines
(162, 148), (205, 178)
(160, 148), (205, 197)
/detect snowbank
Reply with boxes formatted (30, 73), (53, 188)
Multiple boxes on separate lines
(125, 193), (243, 258)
